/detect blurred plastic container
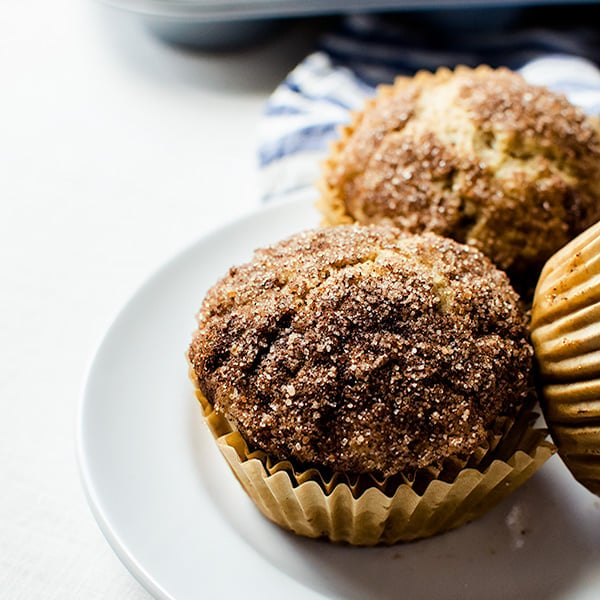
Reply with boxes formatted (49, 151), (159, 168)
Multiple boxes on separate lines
(102, 0), (596, 48)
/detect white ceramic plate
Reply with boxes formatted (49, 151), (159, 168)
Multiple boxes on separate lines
(78, 196), (600, 600)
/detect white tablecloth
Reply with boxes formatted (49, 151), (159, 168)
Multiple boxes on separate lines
(5, 3), (600, 598)
(0, 2), (320, 597)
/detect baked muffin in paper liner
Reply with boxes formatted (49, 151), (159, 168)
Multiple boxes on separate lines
(531, 219), (600, 496)
(190, 369), (554, 545)
(317, 65), (600, 293)
(187, 225), (556, 543)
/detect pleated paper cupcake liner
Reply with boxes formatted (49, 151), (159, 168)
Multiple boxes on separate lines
(190, 369), (554, 545)
(532, 219), (600, 496)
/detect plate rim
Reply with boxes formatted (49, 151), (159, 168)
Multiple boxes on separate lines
(76, 196), (325, 600)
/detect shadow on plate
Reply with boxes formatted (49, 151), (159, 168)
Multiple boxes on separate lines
(188, 396), (600, 600)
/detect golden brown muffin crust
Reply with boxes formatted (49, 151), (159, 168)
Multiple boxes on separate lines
(188, 225), (534, 477)
(319, 66), (600, 288)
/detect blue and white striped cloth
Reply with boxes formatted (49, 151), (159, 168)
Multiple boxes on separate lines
(258, 12), (600, 205)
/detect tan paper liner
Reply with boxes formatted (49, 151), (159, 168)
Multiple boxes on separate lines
(532, 219), (600, 496)
(190, 369), (554, 545)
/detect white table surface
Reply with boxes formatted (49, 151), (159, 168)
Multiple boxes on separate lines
(0, 2), (322, 597)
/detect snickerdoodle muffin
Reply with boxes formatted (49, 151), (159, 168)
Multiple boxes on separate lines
(318, 65), (600, 289)
(187, 225), (553, 544)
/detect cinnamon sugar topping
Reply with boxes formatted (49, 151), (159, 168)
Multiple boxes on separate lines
(319, 66), (600, 288)
(188, 225), (534, 476)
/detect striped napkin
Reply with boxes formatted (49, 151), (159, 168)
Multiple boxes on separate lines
(258, 11), (600, 205)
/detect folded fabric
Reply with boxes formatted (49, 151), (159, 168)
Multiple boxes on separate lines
(258, 12), (600, 205)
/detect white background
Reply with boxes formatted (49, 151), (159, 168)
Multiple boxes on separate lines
(0, 2), (322, 597)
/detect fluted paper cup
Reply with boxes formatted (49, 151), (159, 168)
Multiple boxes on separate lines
(190, 369), (554, 545)
(532, 219), (600, 495)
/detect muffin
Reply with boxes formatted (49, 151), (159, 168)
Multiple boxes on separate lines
(188, 225), (554, 544)
(318, 65), (600, 291)
(531, 219), (600, 496)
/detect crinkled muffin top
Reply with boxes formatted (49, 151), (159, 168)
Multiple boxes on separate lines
(188, 225), (534, 477)
(319, 65), (600, 289)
